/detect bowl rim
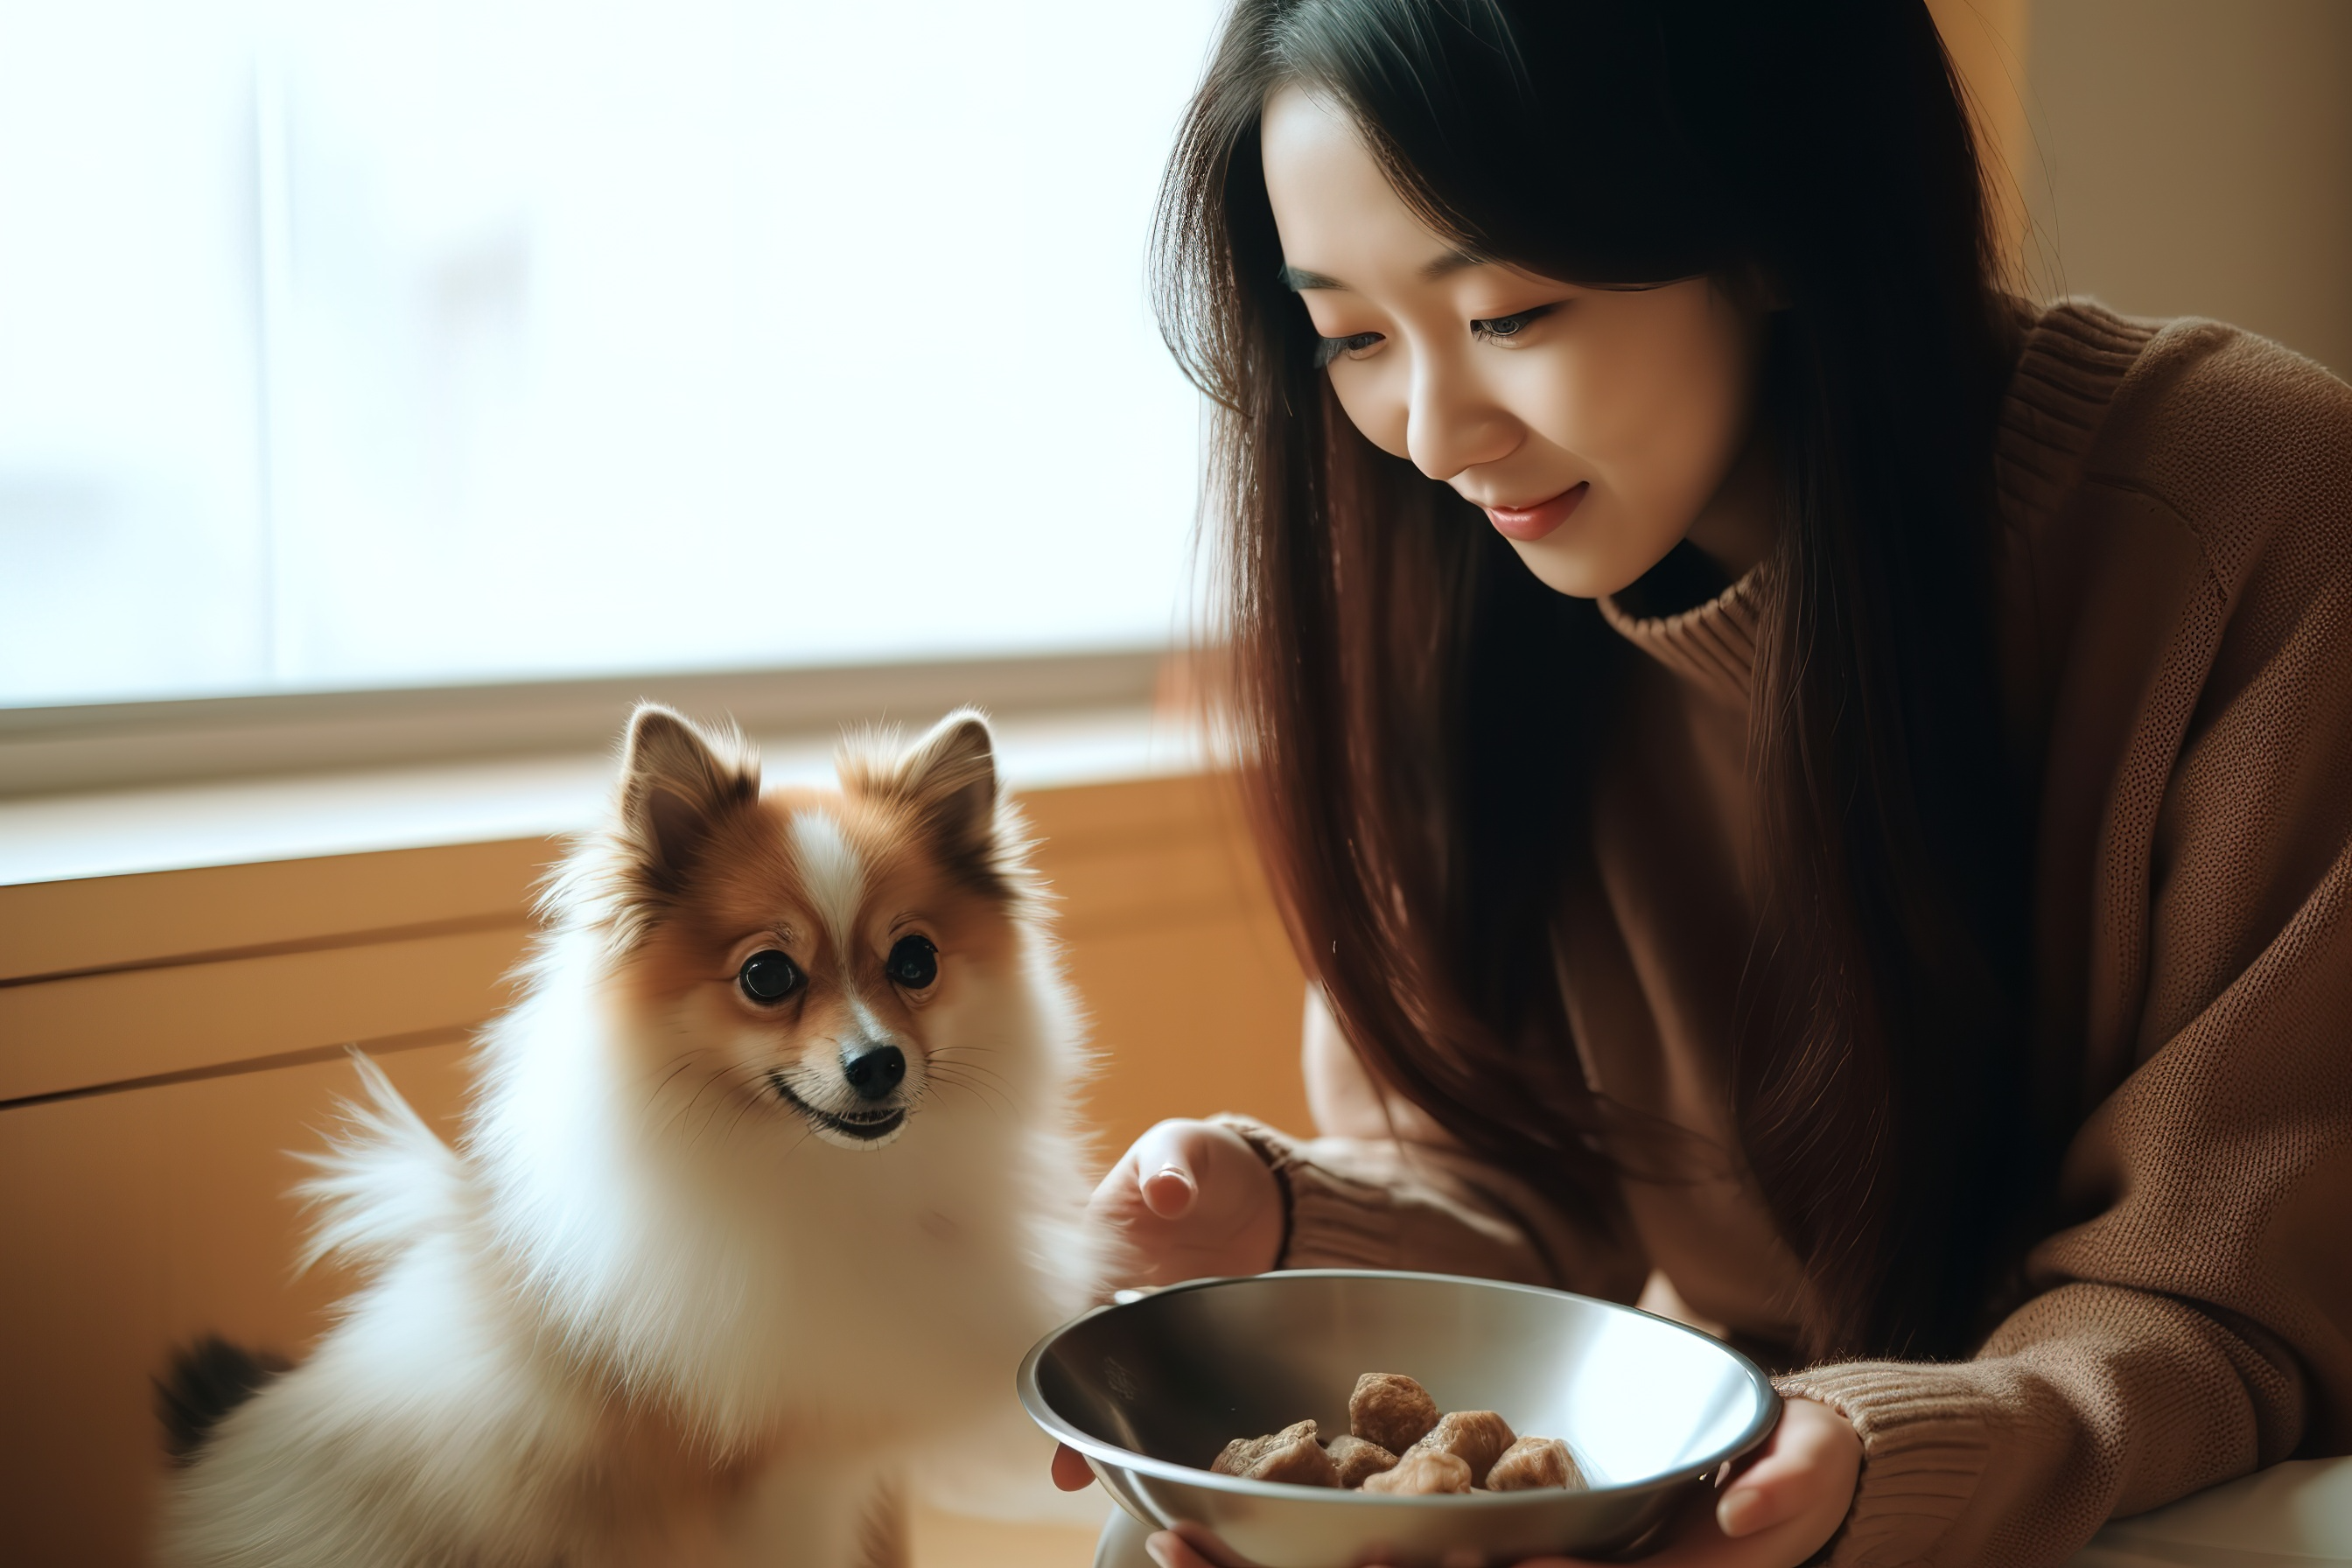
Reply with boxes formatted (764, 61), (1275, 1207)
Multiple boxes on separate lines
(1016, 1269), (1782, 1508)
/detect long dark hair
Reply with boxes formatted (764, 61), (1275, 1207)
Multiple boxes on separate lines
(1156, 0), (2039, 1360)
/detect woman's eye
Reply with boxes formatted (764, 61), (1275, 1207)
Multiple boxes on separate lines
(737, 948), (805, 1004)
(1470, 304), (1558, 343)
(886, 934), (939, 990)
(1312, 331), (1384, 368)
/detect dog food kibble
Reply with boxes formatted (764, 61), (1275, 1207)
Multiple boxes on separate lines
(1209, 1374), (1581, 1493)
(1361, 1449), (1474, 1495)
(1211, 1419), (1340, 1488)
(1486, 1436), (1582, 1493)
(1325, 1434), (1399, 1488)
(1348, 1372), (1440, 1454)
(1210, 1418), (1299, 1478)
(1406, 1410), (1517, 1482)
(1250, 1436), (1342, 1488)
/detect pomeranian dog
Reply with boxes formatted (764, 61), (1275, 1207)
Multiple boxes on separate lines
(158, 704), (1104, 1567)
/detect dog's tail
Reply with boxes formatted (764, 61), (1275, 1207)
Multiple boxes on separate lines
(293, 1048), (466, 1275)
(155, 1337), (291, 1464)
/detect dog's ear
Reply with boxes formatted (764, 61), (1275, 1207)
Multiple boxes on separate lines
(616, 704), (759, 893)
(836, 707), (1009, 890)
(887, 708), (999, 864)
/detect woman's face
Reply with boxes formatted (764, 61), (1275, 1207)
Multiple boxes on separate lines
(1258, 86), (1772, 598)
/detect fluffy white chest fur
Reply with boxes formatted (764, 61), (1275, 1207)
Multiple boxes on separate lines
(159, 707), (1104, 1568)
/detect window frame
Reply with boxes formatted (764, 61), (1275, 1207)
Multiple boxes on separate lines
(0, 645), (1166, 800)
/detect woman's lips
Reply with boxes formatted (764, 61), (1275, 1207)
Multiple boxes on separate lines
(1482, 482), (1589, 542)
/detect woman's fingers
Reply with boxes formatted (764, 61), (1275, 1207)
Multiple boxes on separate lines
(1139, 1160), (1199, 1218)
(1715, 1484), (1774, 1538)
(1050, 1443), (1096, 1493)
(1713, 1396), (1859, 1544)
(1149, 1522), (1260, 1567)
(1092, 1121), (1200, 1217)
(1144, 1532), (1207, 1568)
(1516, 1398), (1862, 1568)
(1088, 1119), (1284, 1284)
(1124, 1121), (1216, 1215)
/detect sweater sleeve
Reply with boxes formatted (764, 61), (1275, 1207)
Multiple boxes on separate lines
(1209, 1114), (1648, 1303)
(1783, 325), (2352, 1565)
(1781, 822), (2352, 1563)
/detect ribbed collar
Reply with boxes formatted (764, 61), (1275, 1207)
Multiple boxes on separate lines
(1599, 568), (1765, 707)
(1595, 298), (2156, 707)
(1990, 298), (2158, 525)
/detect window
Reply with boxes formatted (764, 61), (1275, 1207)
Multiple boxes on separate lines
(0, 0), (1222, 709)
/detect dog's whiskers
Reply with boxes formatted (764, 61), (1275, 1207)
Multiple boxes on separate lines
(924, 1054), (1022, 1112)
(695, 1063), (773, 1146)
(924, 1049), (1019, 1092)
(933, 1066), (1019, 1102)
(922, 1066), (1018, 1121)
(660, 1060), (770, 1145)
(643, 1054), (699, 1110)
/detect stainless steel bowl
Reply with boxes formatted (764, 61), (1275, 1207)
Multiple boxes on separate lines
(1018, 1270), (1778, 1568)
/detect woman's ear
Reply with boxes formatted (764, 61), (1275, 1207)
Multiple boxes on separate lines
(615, 704), (760, 894)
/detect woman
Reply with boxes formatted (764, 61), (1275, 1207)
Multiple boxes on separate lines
(1058, 2), (2352, 1564)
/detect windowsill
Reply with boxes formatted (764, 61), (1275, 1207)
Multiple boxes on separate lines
(0, 702), (1201, 887)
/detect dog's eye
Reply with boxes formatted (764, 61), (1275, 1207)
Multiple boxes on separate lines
(886, 934), (939, 990)
(738, 948), (805, 1004)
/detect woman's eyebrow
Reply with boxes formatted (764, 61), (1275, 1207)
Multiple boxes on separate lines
(1279, 249), (1490, 292)
(1279, 264), (1347, 291)
(1418, 248), (1488, 281)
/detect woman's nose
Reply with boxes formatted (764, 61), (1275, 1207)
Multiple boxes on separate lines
(1404, 349), (1516, 482)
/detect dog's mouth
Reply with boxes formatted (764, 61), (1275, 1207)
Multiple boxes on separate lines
(770, 1076), (907, 1143)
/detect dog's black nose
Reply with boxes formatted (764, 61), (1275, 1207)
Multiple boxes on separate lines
(842, 1042), (906, 1102)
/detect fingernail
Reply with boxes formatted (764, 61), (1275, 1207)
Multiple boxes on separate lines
(1718, 1487), (1764, 1537)
(1143, 1165), (1196, 1218)
(1144, 1531), (1180, 1567)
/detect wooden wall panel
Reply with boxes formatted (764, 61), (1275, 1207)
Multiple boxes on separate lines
(0, 837), (553, 984)
(1027, 773), (1313, 1158)
(0, 1044), (472, 1566)
(1065, 892), (1312, 1161)
(0, 928), (528, 1103)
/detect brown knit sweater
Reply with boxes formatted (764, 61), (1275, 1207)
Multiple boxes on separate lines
(1221, 301), (2352, 1565)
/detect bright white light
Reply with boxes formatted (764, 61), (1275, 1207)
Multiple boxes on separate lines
(0, 0), (1226, 705)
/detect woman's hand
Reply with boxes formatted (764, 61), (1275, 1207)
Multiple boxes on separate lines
(1067, 1396), (1861, 1568)
(1575, 1397), (1860, 1568)
(1089, 1118), (1284, 1287)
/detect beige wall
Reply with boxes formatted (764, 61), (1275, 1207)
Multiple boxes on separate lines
(2020, 0), (2352, 374)
(1927, 0), (2036, 264)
